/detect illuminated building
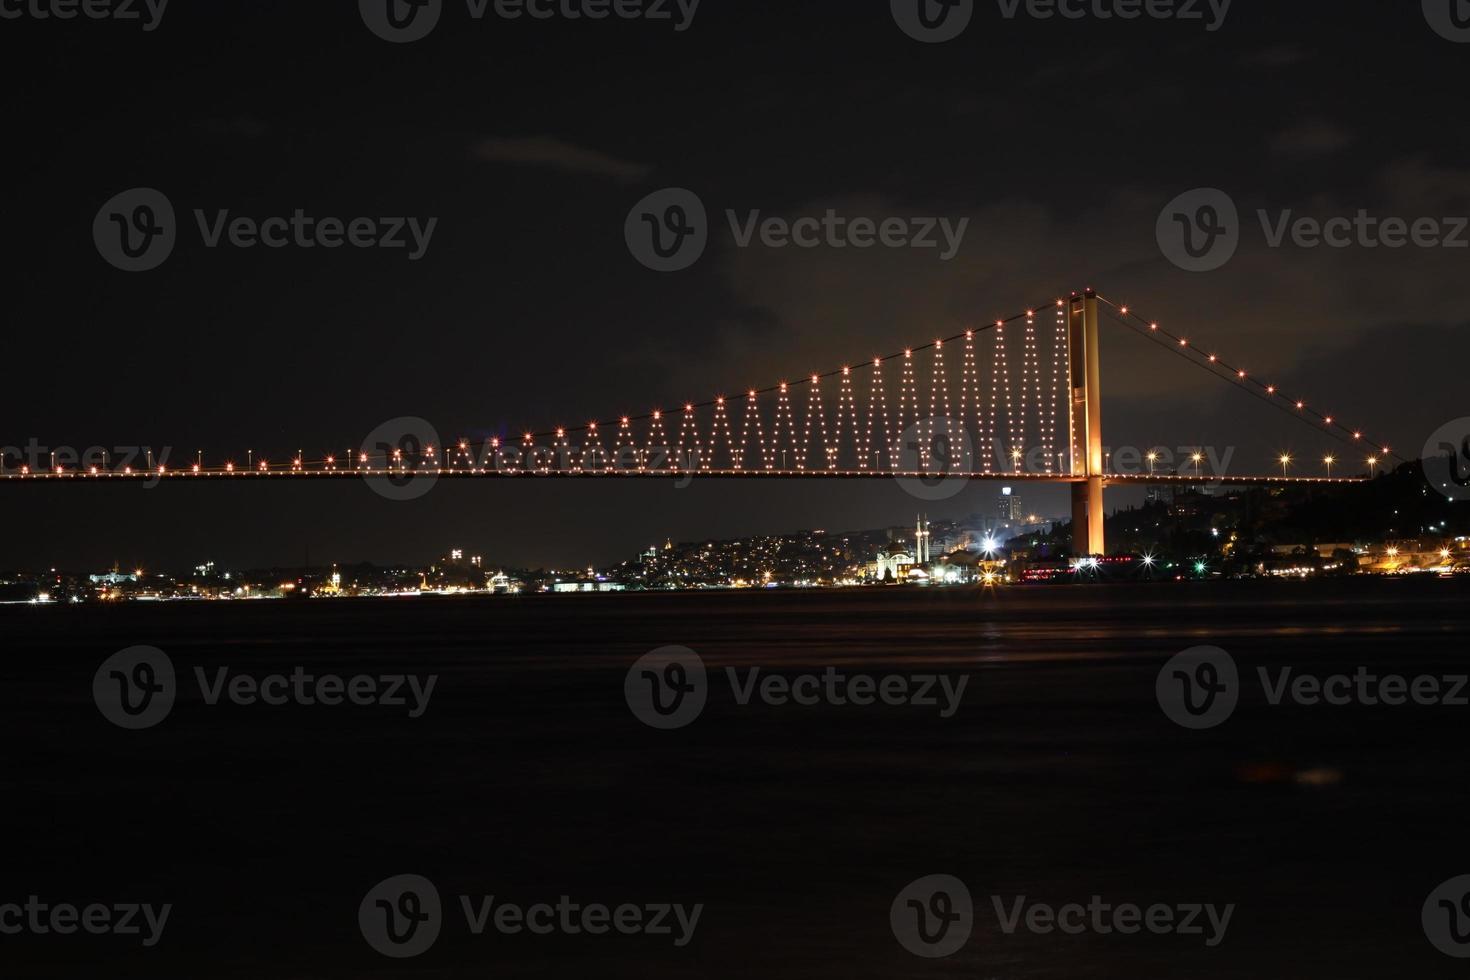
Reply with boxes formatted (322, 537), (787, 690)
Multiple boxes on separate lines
(998, 487), (1023, 523)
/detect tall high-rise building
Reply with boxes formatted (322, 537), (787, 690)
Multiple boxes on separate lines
(998, 487), (1023, 523)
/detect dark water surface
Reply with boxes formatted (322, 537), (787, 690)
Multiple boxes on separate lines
(3, 579), (1469, 977)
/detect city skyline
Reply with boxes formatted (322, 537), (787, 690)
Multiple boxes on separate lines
(7, 463), (1464, 599)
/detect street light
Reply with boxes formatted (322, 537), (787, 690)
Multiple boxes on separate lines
(1191, 451), (1204, 479)
(1279, 453), (1292, 478)
(1367, 456), (1379, 477)
(1323, 455), (1335, 479)
(1146, 451), (1159, 476)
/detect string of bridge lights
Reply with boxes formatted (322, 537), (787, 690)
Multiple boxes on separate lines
(1, 294), (1392, 480)
(465, 301), (1070, 475)
(2, 301), (1057, 478)
(1095, 294), (1400, 473)
(1050, 303), (1068, 472)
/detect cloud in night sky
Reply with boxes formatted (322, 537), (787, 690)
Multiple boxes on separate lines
(473, 136), (651, 182)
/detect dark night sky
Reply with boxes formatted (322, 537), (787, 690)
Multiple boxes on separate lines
(1, 0), (1466, 570)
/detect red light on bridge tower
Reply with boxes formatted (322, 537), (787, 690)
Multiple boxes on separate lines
(1068, 290), (1105, 558)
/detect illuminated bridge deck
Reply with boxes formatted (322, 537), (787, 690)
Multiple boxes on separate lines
(0, 468), (1369, 485)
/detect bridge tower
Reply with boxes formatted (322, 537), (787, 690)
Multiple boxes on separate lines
(1068, 289), (1106, 556)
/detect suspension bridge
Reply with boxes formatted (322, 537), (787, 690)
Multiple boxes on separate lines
(1, 290), (1394, 556)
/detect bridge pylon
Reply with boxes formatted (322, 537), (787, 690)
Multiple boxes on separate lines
(1068, 289), (1106, 557)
